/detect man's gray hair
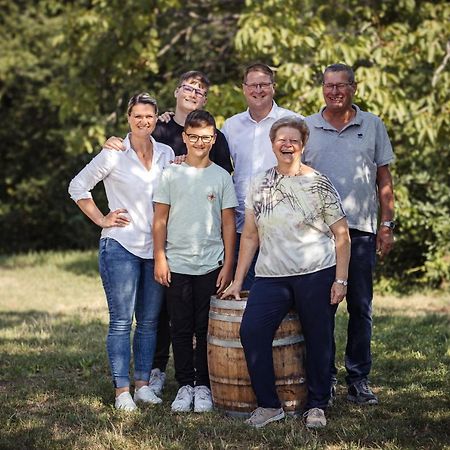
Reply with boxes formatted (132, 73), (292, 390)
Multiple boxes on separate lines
(323, 63), (356, 84)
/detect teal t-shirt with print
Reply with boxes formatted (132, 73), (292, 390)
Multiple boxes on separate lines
(154, 162), (238, 275)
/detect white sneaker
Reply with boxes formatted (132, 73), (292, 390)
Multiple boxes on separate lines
(171, 385), (194, 412)
(148, 368), (166, 396)
(115, 391), (137, 412)
(303, 407), (327, 428)
(194, 385), (213, 412)
(134, 385), (162, 405)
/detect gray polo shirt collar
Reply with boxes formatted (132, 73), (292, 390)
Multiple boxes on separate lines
(312, 104), (363, 132)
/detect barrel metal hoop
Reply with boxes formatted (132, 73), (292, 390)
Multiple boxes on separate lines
(207, 334), (304, 348)
(210, 376), (306, 386)
(209, 311), (242, 322)
(210, 299), (247, 310)
(209, 311), (299, 322)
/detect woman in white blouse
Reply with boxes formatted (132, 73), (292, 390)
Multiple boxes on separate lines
(69, 93), (174, 411)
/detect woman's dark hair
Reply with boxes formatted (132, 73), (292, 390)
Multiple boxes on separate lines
(127, 92), (158, 116)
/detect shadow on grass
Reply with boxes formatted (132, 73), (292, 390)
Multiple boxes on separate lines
(58, 251), (99, 278)
(0, 309), (448, 449)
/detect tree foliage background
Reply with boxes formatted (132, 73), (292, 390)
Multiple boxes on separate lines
(1, 0), (449, 290)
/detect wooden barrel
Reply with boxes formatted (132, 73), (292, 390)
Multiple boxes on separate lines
(207, 292), (307, 417)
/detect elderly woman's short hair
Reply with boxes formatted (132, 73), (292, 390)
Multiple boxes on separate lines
(269, 116), (310, 146)
(127, 92), (158, 116)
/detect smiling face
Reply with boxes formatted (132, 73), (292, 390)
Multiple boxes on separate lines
(182, 125), (216, 160)
(127, 103), (158, 136)
(174, 78), (208, 114)
(322, 70), (356, 113)
(242, 69), (275, 113)
(272, 126), (303, 167)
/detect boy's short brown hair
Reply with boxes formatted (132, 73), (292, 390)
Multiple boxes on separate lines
(184, 110), (216, 132)
(178, 71), (211, 91)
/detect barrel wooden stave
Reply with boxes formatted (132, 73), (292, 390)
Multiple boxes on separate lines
(207, 295), (307, 416)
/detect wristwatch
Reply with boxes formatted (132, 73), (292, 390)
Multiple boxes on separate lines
(380, 220), (396, 230)
(334, 279), (348, 286)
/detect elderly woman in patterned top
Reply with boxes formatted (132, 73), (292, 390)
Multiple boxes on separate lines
(224, 116), (351, 429)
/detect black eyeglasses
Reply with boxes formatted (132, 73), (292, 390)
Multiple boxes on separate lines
(322, 82), (353, 90)
(243, 82), (274, 90)
(180, 84), (207, 98)
(186, 133), (215, 144)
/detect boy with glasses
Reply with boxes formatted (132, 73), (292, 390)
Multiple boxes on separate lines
(153, 70), (233, 173)
(149, 71), (232, 396)
(153, 110), (237, 413)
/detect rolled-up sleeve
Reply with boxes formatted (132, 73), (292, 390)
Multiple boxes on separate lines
(68, 149), (118, 202)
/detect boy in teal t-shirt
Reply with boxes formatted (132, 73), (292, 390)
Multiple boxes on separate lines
(153, 110), (237, 413)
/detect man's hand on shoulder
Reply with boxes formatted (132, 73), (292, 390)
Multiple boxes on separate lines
(158, 111), (174, 123)
(104, 136), (125, 151)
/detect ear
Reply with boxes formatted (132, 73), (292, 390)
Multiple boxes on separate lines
(181, 131), (188, 144)
(174, 87), (179, 99)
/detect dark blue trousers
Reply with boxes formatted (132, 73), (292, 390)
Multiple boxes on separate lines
(240, 267), (337, 410)
(331, 230), (376, 385)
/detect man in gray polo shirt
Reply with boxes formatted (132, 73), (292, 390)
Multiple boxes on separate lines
(303, 63), (395, 405)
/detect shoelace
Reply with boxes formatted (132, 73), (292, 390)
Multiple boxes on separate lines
(357, 380), (371, 394)
(177, 387), (192, 399)
(250, 407), (265, 420)
(195, 388), (209, 399)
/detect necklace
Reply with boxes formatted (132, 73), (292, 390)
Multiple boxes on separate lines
(276, 163), (303, 177)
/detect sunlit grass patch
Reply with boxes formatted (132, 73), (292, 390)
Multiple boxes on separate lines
(0, 251), (449, 449)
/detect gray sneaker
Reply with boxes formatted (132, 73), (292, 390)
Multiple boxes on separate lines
(114, 392), (137, 412)
(245, 407), (285, 428)
(171, 385), (194, 412)
(134, 385), (162, 405)
(148, 368), (166, 396)
(303, 407), (326, 428)
(347, 379), (379, 405)
(194, 385), (213, 412)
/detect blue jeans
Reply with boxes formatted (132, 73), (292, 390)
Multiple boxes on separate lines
(240, 267), (337, 410)
(331, 230), (376, 385)
(235, 232), (258, 290)
(99, 238), (164, 388)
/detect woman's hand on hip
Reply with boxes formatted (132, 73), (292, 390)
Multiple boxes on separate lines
(99, 209), (130, 228)
(330, 282), (347, 305)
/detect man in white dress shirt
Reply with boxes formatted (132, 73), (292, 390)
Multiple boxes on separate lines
(222, 63), (303, 288)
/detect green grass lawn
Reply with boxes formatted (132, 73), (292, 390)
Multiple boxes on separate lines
(0, 251), (449, 450)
